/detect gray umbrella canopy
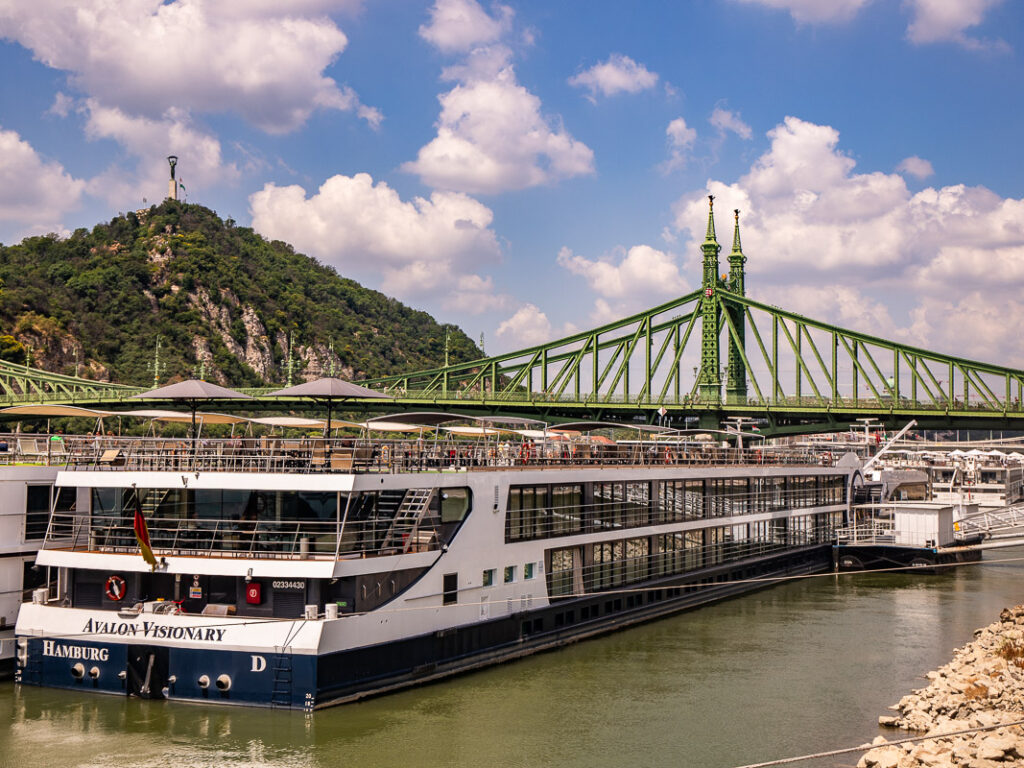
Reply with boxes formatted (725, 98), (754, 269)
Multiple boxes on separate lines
(267, 378), (390, 439)
(131, 380), (252, 455)
(132, 379), (253, 401)
(267, 378), (390, 399)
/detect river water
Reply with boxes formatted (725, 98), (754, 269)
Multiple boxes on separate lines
(4, 551), (1024, 768)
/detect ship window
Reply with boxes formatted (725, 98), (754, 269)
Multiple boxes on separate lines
(593, 482), (625, 530)
(524, 562), (535, 579)
(25, 485), (52, 540)
(623, 482), (650, 526)
(443, 573), (458, 605)
(482, 568), (495, 587)
(441, 488), (471, 523)
(547, 547), (578, 597)
(504, 565), (516, 583)
(551, 485), (583, 535)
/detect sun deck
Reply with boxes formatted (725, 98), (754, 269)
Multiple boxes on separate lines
(2, 433), (834, 473)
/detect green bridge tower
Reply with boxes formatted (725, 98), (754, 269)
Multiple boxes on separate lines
(726, 209), (747, 404)
(699, 196), (721, 403)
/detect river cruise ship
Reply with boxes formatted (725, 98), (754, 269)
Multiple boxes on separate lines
(16, 433), (856, 710)
(0, 435), (72, 677)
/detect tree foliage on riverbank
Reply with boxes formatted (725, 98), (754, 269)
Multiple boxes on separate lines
(0, 201), (480, 385)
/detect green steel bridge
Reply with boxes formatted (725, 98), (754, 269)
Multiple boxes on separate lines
(3, 198), (1023, 438)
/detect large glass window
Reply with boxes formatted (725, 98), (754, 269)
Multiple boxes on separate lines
(25, 485), (51, 540)
(507, 484), (580, 541)
(624, 538), (649, 584)
(547, 547), (579, 597)
(551, 485), (583, 535)
(441, 487), (471, 522)
(593, 482), (625, 531)
(623, 483), (651, 527)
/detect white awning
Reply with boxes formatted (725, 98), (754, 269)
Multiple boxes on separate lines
(0, 405), (111, 418)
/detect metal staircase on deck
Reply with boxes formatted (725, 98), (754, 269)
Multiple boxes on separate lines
(381, 489), (435, 552)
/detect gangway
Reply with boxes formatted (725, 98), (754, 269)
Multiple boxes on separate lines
(955, 503), (1024, 541)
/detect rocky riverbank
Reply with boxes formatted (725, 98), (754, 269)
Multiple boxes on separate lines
(858, 606), (1024, 767)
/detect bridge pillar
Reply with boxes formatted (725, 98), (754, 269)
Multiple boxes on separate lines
(699, 196), (721, 403)
(726, 209), (747, 405)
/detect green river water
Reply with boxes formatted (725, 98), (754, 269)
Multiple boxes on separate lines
(3, 550), (1024, 768)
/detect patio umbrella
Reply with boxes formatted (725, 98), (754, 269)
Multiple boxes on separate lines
(267, 377), (390, 441)
(130, 379), (252, 457)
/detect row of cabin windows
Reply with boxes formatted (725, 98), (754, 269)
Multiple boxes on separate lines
(87, 488), (471, 527)
(480, 562), (538, 587)
(545, 512), (844, 597)
(506, 475), (847, 543)
(442, 561), (542, 606)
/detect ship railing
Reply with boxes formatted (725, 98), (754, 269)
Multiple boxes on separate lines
(334, 517), (442, 558)
(835, 521), (896, 544)
(0, 432), (837, 473)
(954, 503), (1024, 538)
(42, 511), (445, 560)
(549, 524), (838, 597)
(508, 492), (847, 542)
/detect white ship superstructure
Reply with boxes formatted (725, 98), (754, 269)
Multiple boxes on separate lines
(16, 434), (855, 709)
(0, 451), (68, 677)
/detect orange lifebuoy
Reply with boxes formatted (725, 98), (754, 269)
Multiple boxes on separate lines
(105, 574), (126, 601)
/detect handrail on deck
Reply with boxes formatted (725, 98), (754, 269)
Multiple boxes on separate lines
(45, 510), (444, 561)
(0, 432), (839, 474)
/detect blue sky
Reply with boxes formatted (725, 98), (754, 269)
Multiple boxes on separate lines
(1, 0), (1023, 364)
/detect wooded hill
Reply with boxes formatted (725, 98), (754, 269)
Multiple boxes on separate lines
(0, 201), (480, 386)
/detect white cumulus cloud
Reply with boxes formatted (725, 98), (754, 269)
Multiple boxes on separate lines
(496, 304), (554, 347)
(0, 127), (84, 237)
(568, 54), (659, 101)
(83, 100), (238, 207)
(442, 274), (511, 314)
(249, 172), (502, 306)
(731, 0), (872, 24)
(669, 115), (1024, 364)
(710, 108), (753, 140)
(0, 0), (379, 133)
(418, 0), (512, 54)
(663, 118), (697, 172)
(405, 0), (593, 194)
(733, 0), (1007, 50)
(905, 0), (1007, 50)
(897, 156), (935, 179)
(557, 244), (689, 321)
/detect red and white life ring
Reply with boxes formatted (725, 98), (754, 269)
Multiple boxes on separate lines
(104, 574), (126, 602)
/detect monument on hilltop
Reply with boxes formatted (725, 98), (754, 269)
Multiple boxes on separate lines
(167, 155), (178, 201)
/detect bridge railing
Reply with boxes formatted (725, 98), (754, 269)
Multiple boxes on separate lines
(377, 388), (1017, 413)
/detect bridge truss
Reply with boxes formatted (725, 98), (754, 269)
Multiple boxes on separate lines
(360, 288), (1024, 435)
(2, 200), (1022, 437)
(361, 201), (1024, 435)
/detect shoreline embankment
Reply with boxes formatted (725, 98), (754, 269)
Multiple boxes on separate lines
(859, 606), (1024, 767)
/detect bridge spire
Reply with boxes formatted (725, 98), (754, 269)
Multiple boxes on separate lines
(704, 193), (718, 242)
(699, 195), (722, 404)
(726, 209), (748, 404)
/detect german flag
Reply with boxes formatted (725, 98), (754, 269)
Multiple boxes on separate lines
(133, 498), (157, 571)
